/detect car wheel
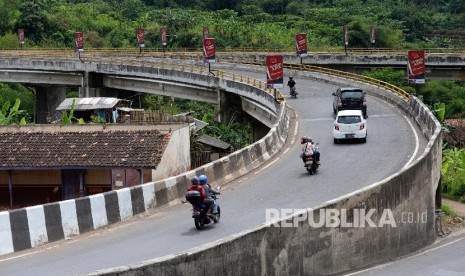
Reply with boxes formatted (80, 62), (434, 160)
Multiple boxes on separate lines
(361, 136), (367, 143)
(334, 138), (338, 144)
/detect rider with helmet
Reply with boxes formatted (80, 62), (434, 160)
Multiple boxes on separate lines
(187, 176), (206, 203)
(199, 174), (219, 216)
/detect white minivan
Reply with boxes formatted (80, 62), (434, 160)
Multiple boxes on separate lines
(333, 110), (367, 143)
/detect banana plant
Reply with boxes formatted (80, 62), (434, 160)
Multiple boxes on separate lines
(0, 98), (27, 126)
(61, 99), (77, 125)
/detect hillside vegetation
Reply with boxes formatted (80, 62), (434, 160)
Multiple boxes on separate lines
(0, 0), (464, 49)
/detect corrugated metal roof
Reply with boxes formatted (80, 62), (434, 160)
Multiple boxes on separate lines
(192, 118), (208, 133)
(56, 97), (123, 111)
(198, 134), (231, 150)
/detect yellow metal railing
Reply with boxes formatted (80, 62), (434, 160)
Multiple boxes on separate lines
(2, 47), (465, 55)
(67, 56), (286, 101)
(216, 55), (411, 101)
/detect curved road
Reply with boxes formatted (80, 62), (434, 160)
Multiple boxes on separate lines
(345, 231), (465, 276)
(0, 70), (427, 276)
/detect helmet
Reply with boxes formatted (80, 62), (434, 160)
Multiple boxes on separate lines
(199, 175), (208, 185)
(301, 136), (308, 144)
(191, 176), (200, 185)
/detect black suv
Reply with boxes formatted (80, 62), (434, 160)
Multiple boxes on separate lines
(332, 87), (367, 118)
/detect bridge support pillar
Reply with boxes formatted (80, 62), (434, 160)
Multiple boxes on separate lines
(249, 115), (269, 142)
(34, 85), (66, 123)
(78, 72), (108, 97)
(216, 89), (242, 123)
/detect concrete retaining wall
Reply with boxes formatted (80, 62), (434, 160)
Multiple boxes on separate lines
(151, 126), (191, 181)
(0, 62), (291, 256)
(88, 65), (442, 276)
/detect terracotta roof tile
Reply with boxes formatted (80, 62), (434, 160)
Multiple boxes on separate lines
(0, 129), (171, 169)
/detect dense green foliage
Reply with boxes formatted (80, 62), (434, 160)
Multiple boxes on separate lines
(362, 68), (465, 119)
(442, 147), (465, 202)
(0, 83), (34, 122)
(1, 0), (464, 49)
(143, 95), (251, 150)
(0, 98), (28, 125)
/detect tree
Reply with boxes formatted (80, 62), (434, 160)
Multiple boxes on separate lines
(0, 0), (21, 36)
(16, 0), (48, 43)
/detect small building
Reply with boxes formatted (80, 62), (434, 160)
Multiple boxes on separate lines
(55, 97), (132, 123)
(0, 124), (190, 210)
(197, 134), (231, 162)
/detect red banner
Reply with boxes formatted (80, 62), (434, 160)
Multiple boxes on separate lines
(161, 27), (167, 46)
(344, 25), (349, 46)
(203, 38), (216, 63)
(266, 55), (284, 89)
(370, 25), (376, 44)
(74, 32), (84, 51)
(295, 33), (307, 57)
(18, 29), (24, 45)
(136, 28), (145, 48)
(407, 50), (426, 84)
(203, 27), (209, 39)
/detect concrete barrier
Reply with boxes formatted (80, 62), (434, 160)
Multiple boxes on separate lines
(87, 64), (441, 276)
(0, 62), (291, 256)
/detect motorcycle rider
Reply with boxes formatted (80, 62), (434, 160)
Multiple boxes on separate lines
(300, 136), (320, 166)
(287, 77), (298, 96)
(199, 174), (219, 216)
(187, 176), (206, 204)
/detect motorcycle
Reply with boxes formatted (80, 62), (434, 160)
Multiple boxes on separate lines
(185, 187), (221, 230)
(303, 144), (320, 175)
(290, 86), (298, 98)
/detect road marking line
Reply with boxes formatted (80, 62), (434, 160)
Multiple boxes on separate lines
(291, 120), (298, 144)
(402, 115), (420, 170)
(0, 251), (39, 263)
(301, 117), (334, 121)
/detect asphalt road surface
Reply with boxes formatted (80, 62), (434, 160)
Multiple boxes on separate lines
(0, 70), (426, 276)
(344, 231), (465, 276)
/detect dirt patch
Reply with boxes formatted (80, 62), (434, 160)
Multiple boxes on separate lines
(439, 198), (465, 236)
(440, 214), (465, 236)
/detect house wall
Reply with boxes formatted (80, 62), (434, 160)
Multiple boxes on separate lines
(85, 169), (112, 194)
(151, 125), (190, 181)
(0, 170), (61, 185)
(0, 170), (62, 208)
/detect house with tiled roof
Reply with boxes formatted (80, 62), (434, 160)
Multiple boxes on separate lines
(0, 124), (190, 209)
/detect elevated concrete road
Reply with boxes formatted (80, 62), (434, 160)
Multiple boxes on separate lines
(0, 72), (427, 276)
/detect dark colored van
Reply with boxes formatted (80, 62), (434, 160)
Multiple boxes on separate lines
(332, 87), (367, 118)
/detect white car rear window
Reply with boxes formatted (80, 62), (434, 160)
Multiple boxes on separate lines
(337, 115), (361, 124)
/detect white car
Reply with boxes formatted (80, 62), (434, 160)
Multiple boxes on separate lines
(333, 110), (367, 143)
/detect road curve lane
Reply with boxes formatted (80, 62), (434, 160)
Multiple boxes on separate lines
(344, 232), (465, 276)
(0, 72), (427, 276)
